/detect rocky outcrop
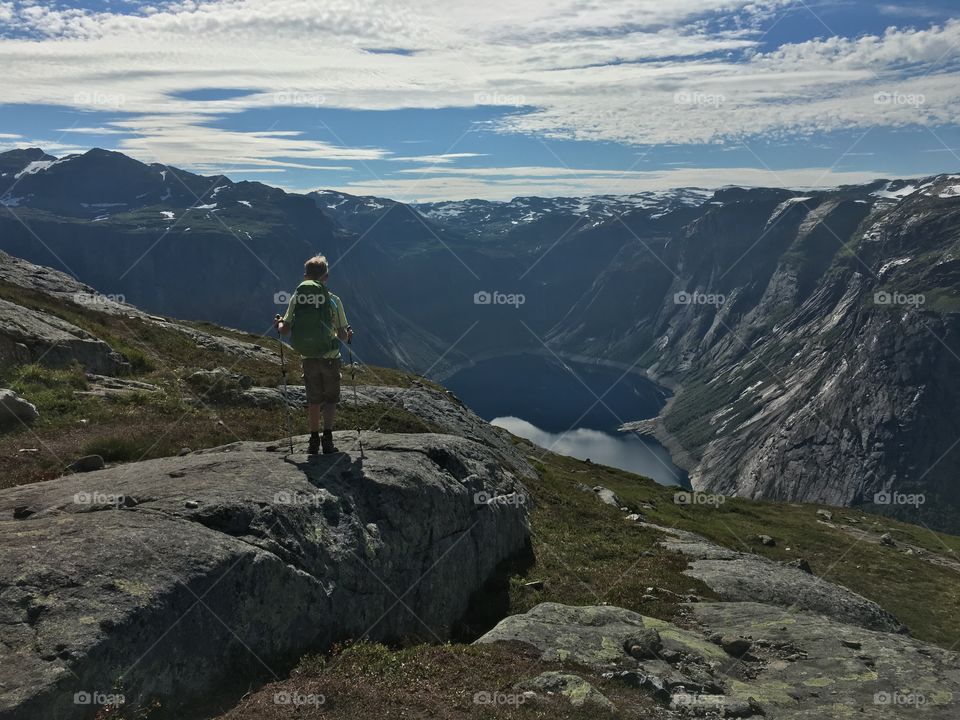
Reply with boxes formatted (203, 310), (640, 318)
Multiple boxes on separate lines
(0, 249), (278, 367)
(227, 381), (535, 480)
(477, 601), (959, 719)
(691, 601), (960, 719)
(517, 672), (615, 710)
(648, 522), (905, 633)
(0, 432), (532, 720)
(78, 374), (160, 398)
(0, 389), (38, 429)
(0, 298), (127, 374)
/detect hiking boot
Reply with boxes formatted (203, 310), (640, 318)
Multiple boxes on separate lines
(307, 433), (321, 455)
(321, 430), (337, 455)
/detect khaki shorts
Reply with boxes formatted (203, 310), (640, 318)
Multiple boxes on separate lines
(301, 357), (341, 405)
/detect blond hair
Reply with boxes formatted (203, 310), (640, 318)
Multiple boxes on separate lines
(304, 254), (328, 280)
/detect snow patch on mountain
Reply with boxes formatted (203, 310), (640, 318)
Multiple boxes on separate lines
(14, 160), (55, 179)
(879, 257), (912, 276)
(872, 182), (918, 200)
(415, 189), (715, 229)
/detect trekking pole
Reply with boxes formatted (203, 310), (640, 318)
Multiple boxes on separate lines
(347, 326), (365, 460)
(275, 315), (295, 455)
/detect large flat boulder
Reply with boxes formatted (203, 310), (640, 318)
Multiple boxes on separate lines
(692, 601), (960, 719)
(477, 601), (959, 719)
(0, 298), (126, 374)
(474, 602), (725, 669)
(240, 383), (535, 479)
(0, 432), (531, 719)
(649, 521), (906, 633)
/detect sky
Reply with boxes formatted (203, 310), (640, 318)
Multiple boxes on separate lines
(0, 0), (959, 201)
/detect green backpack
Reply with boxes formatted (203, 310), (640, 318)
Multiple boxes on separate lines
(288, 280), (339, 356)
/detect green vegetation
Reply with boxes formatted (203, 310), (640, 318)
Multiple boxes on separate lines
(508, 437), (960, 649)
(215, 640), (644, 720)
(0, 282), (441, 488)
(504, 450), (715, 623)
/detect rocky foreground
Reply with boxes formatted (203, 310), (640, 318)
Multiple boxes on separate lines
(0, 431), (532, 719)
(477, 600), (959, 718)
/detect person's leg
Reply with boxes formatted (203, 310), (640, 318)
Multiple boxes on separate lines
(320, 358), (342, 454)
(322, 403), (336, 431)
(309, 404), (322, 433)
(302, 358), (324, 454)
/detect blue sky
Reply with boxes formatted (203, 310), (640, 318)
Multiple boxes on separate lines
(0, 0), (958, 200)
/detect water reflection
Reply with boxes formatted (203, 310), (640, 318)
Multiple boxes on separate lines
(492, 416), (690, 487)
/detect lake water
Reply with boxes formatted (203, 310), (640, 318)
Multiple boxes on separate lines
(443, 354), (690, 487)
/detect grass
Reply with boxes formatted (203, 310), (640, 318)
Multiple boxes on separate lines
(511, 437), (960, 649)
(0, 392), (440, 488)
(211, 640), (650, 720)
(0, 283), (446, 487)
(502, 452), (715, 625)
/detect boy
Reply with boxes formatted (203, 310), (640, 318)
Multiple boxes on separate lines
(275, 254), (352, 454)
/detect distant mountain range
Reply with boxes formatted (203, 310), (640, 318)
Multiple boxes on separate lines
(2, 146), (960, 528)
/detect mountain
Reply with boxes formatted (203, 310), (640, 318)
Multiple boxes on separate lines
(2, 147), (960, 529)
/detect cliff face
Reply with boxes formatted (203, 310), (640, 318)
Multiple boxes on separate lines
(553, 180), (960, 527)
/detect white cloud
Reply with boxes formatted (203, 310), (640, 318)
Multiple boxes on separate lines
(0, 0), (956, 184)
(54, 126), (126, 135)
(387, 152), (487, 164)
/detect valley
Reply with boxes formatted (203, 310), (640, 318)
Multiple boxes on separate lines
(2, 147), (960, 531)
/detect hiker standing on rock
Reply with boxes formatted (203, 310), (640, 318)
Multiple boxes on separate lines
(274, 254), (352, 455)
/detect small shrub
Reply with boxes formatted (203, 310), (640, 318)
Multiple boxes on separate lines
(82, 437), (151, 463)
